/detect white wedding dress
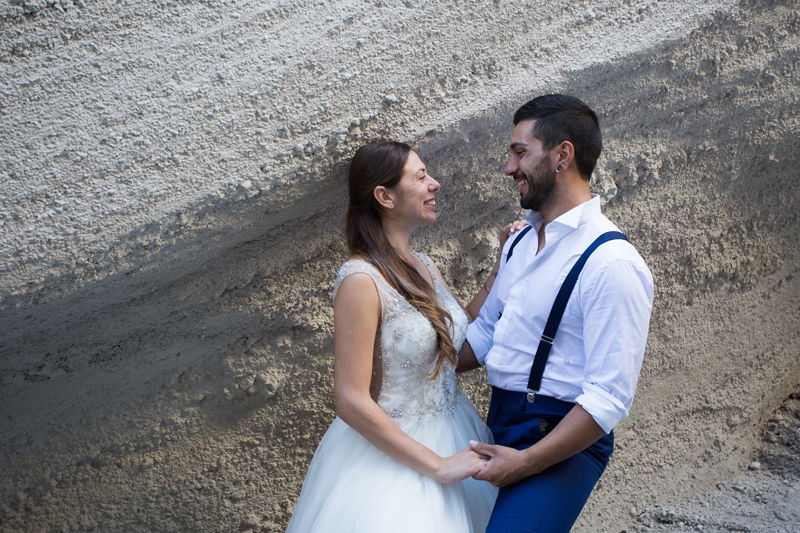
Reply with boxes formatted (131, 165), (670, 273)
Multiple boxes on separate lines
(286, 253), (497, 533)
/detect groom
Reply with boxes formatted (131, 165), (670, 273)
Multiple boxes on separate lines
(459, 95), (653, 532)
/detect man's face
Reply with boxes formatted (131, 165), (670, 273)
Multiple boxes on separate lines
(503, 119), (557, 211)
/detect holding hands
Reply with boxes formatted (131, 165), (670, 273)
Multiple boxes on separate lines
(469, 441), (537, 487)
(434, 447), (490, 484)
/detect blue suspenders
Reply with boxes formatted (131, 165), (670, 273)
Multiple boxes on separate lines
(506, 225), (533, 261)
(506, 228), (628, 403)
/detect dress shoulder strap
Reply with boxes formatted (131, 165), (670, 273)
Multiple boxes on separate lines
(412, 251), (436, 277)
(332, 259), (390, 303)
(413, 251), (449, 291)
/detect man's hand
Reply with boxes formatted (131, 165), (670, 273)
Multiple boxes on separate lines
(469, 441), (539, 487)
(470, 405), (607, 487)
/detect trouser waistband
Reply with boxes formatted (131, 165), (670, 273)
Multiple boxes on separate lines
(490, 386), (575, 416)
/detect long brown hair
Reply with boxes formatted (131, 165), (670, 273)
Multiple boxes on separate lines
(345, 141), (456, 379)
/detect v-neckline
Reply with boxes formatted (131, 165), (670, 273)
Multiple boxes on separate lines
(410, 252), (437, 293)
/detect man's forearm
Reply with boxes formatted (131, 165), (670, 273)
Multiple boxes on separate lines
(471, 403), (607, 486)
(521, 403), (606, 475)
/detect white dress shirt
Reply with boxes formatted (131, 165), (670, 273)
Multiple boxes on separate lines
(466, 196), (653, 433)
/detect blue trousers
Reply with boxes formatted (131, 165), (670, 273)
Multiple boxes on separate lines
(484, 387), (614, 533)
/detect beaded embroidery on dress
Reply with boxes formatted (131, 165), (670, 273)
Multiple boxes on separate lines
(286, 253), (497, 533)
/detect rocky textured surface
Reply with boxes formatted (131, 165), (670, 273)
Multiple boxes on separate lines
(1, 0), (799, 531)
(627, 393), (800, 532)
(1, 0), (739, 305)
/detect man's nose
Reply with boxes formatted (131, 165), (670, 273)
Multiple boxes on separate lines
(503, 158), (517, 176)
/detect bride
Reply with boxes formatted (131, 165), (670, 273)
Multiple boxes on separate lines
(286, 141), (517, 532)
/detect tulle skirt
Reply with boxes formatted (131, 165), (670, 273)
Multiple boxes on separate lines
(286, 390), (497, 532)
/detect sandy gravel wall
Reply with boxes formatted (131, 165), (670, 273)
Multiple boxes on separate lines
(1, 0), (738, 304)
(1, 0), (799, 531)
(632, 393), (800, 532)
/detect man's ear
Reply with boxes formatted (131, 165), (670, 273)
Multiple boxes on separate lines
(554, 141), (575, 173)
(373, 185), (396, 210)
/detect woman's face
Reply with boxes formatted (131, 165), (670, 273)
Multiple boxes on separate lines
(389, 151), (441, 228)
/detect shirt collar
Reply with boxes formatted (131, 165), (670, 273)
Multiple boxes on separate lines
(524, 209), (542, 229)
(524, 194), (601, 231)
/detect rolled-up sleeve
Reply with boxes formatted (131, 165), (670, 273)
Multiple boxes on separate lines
(574, 259), (653, 433)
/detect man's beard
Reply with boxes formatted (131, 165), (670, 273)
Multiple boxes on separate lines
(516, 158), (557, 211)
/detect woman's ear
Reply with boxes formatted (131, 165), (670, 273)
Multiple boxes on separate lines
(373, 185), (396, 210)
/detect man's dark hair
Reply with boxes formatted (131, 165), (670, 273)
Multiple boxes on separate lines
(513, 94), (602, 181)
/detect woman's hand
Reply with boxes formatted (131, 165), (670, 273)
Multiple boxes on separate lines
(434, 447), (489, 484)
(499, 220), (528, 248)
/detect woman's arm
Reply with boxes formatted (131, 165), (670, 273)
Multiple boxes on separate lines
(464, 255), (502, 322)
(333, 273), (486, 484)
(464, 221), (528, 321)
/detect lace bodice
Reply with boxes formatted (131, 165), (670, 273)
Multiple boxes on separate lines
(332, 253), (468, 423)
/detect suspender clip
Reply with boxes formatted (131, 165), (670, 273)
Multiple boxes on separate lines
(526, 389), (536, 403)
(540, 334), (554, 345)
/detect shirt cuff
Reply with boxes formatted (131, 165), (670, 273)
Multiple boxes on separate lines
(465, 322), (491, 366)
(574, 382), (629, 434)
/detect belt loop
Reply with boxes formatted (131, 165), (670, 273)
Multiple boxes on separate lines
(519, 393), (527, 411)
